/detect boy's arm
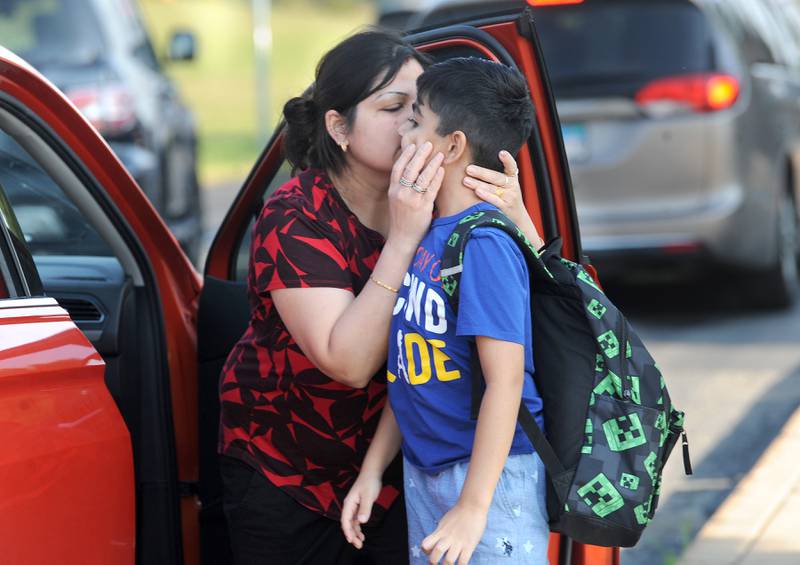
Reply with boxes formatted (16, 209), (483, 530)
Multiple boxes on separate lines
(459, 337), (525, 509)
(361, 401), (403, 479)
(341, 402), (402, 548)
(422, 337), (525, 564)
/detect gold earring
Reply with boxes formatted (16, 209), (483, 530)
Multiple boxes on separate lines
(339, 141), (348, 152)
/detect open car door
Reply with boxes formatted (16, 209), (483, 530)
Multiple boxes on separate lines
(201, 6), (616, 565)
(0, 187), (135, 563)
(0, 47), (203, 564)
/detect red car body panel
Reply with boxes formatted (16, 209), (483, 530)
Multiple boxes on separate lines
(0, 298), (134, 563)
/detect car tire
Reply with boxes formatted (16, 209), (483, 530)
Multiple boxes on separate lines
(750, 190), (799, 309)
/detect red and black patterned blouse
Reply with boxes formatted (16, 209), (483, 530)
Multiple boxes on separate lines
(219, 168), (401, 522)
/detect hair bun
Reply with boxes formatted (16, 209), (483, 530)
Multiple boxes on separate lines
(284, 96), (318, 127)
(283, 95), (319, 171)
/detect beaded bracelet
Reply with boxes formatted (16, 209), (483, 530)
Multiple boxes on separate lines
(369, 275), (399, 293)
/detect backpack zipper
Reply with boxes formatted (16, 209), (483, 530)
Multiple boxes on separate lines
(619, 319), (631, 400)
(682, 431), (693, 475)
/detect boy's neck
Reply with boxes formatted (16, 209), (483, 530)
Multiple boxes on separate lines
(435, 160), (482, 218)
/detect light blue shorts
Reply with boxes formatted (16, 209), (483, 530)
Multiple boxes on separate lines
(403, 452), (549, 564)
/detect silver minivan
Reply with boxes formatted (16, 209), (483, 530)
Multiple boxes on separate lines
(537, 0), (800, 308)
(385, 0), (800, 308)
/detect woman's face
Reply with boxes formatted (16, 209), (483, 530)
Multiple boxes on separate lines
(344, 59), (425, 175)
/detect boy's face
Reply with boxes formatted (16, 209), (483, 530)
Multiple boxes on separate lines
(398, 98), (449, 157)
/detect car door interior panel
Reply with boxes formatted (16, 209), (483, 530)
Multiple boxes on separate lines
(196, 275), (249, 565)
(33, 256), (138, 409)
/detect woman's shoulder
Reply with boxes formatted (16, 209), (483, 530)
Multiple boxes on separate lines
(254, 169), (345, 243)
(259, 169), (338, 222)
(265, 168), (331, 208)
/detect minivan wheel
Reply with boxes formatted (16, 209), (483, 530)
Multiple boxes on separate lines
(751, 191), (799, 309)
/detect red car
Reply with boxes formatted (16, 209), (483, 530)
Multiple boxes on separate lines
(0, 6), (617, 565)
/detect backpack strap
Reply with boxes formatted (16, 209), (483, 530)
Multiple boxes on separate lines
(440, 210), (552, 311)
(441, 210), (566, 479)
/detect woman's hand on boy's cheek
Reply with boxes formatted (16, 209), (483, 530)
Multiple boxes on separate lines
(340, 473), (382, 549)
(421, 502), (488, 564)
(464, 151), (544, 248)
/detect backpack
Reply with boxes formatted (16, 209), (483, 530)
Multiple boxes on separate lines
(439, 209), (691, 548)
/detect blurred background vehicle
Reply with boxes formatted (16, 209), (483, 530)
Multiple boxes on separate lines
(382, 0), (800, 309)
(0, 0), (203, 260)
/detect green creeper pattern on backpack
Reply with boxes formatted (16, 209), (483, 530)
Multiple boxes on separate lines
(603, 413), (648, 451)
(577, 473), (625, 518)
(588, 299), (608, 320)
(629, 376), (641, 405)
(620, 473), (640, 491)
(458, 211), (485, 224)
(598, 330), (620, 359)
(593, 370), (622, 398)
(581, 419), (593, 454)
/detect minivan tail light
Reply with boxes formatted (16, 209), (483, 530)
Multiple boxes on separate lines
(635, 74), (739, 114)
(527, 0), (585, 5)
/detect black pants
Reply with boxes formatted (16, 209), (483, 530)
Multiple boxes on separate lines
(220, 456), (409, 565)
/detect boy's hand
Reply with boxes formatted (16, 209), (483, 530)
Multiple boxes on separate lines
(421, 502), (488, 564)
(340, 472), (382, 549)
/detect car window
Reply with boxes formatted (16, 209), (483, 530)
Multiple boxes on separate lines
(753, 1), (800, 68)
(0, 179), (44, 297)
(534, 0), (715, 99)
(115, 0), (162, 72)
(0, 130), (114, 257)
(710, 1), (777, 65)
(0, 0), (106, 68)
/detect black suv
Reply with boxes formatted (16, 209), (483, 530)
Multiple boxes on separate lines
(0, 0), (203, 260)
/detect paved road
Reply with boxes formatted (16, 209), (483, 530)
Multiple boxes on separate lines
(201, 181), (800, 565)
(197, 180), (242, 269)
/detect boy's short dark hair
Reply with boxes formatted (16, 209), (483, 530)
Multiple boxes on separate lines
(416, 57), (534, 171)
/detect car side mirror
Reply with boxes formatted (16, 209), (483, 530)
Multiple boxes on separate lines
(167, 31), (196, 62)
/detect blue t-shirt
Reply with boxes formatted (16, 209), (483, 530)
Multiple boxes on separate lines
(387, 202), (545, 473)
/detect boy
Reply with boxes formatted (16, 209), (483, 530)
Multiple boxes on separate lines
(342, 58), (547, 564)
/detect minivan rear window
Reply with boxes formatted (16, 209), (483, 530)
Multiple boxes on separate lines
(534, 0), (715, 99)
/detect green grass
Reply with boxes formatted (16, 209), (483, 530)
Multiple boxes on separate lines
(140, 0), (375, 185)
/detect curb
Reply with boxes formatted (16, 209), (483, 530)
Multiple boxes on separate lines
(680, 407), (800, 564)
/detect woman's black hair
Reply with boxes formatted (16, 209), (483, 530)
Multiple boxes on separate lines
(282, 29), (431, 174)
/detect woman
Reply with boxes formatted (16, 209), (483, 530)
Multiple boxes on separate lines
(218, 29), (542, 565)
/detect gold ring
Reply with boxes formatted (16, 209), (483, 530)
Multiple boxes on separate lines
(496, 187), (506, 198)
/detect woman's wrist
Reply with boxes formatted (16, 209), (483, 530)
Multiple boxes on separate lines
(368, 239), (417, 293)
(383, 235), (421, 258)
(518, 215), (544, 249)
